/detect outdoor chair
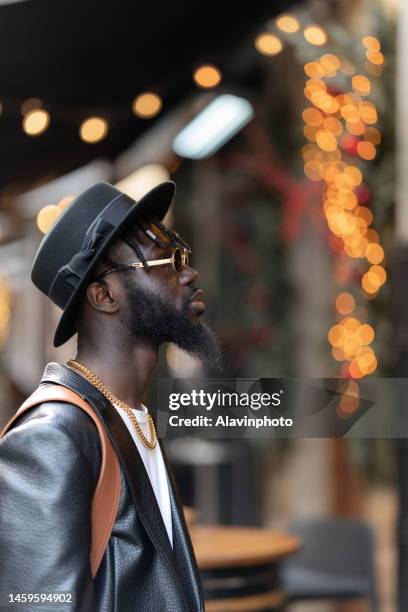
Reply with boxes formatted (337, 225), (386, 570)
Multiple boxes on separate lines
(281, 518), (378, 611)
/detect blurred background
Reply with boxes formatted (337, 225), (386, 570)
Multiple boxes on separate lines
(0, 0), (403, 610)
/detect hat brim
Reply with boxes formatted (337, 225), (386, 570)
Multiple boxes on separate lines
(53, 180), (176, 347)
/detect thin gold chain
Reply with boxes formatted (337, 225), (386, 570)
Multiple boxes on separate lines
(67, 359), (157, 450)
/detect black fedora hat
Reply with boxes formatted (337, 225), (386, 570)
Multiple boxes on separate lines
(31, 180), (176, 347)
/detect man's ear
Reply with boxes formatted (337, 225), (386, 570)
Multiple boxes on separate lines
(85, 280), (120, 314)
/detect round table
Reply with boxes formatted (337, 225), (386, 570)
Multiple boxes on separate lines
(190, 525), (301, 612)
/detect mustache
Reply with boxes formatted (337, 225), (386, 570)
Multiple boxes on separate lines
(183, 286), (201, 305)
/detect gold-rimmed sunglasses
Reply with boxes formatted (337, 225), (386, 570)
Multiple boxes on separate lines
(97, 247), (190, 280)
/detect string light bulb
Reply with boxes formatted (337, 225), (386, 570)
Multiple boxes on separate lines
(23, 109), (50, 136)
(352, 75), (371, 96)
(357, 141), (376, 160)
(366, 50), (384, 65)
(303, 25), (327, 46)
(255, 33), (283, 56)
(193, 65), (222, 88)
(79, 116), (109, 143)
(132, 92), (162, 118)
(362, 36), (381, 51)
(275, 14), (300, 33)
(36, 205), (61, 234)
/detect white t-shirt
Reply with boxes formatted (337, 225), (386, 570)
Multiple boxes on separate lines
(113, 403), (173, 548)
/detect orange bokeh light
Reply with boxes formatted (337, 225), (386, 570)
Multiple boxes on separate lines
(302, 108), (323, 126)
(304, 62), (325, 79)
(344, 166), (363, 186)
(356, 324), (375, 345)
(355, 206), (373, 225)
(276, 14), (300, 33)
(362, 273), (378, 294)
(367, 264), (387, 287)
(320, 54), (340, 74)
(366, 50), (384, 65)
(352, 75), (371, 96)
(328, 324), (345, 347)
(365, 243), (384, 264)
(132, 93), (162, 118)
(362, 36), (381, 51)
(357, 141), (376, 160)
(359, 102), (378, 124)
(316, 130), (338, 152)
(366, 229), (380, 243)
(346, 120), (365, 136)
(335, 292), (355, 315)
(304, 25), (328, 46)
(364, 127), (381, 145)
(303, 125), (319, 142)
(340, 105), (360, 124)
(323, 117), (343, 135)
(338, 393), (360, 414)
(304, 161), (323, 181)
(348, 361), (365, 379)
(193, 64), (223, 87)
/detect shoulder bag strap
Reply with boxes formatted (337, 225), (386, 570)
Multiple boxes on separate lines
(0, 384), (121, 578)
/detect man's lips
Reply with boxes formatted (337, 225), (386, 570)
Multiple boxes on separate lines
(189, 289), (206, 314)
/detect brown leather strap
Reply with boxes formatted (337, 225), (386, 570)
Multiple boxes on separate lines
(1, 384), (121, 578)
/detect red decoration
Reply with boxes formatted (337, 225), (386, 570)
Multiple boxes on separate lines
(329, 234), (344, 254)
(340, 134), (359, 156)
(222, 120), (324, 242)
(357, 184), (371, 204)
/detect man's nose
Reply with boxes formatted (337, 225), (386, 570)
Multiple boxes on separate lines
(178, 265), (199, 285)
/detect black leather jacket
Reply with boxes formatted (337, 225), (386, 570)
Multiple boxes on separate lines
(0, 363), (204, 612)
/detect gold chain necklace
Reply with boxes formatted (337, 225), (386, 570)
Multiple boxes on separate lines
(67, 359), (157, 450)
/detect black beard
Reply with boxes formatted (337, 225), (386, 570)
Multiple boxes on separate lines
(122, 280), (223, 371)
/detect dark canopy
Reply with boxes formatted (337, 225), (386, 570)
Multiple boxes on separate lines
(0, 0), (299, 189)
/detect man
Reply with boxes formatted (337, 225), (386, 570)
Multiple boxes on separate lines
(0, 181), (221, 611)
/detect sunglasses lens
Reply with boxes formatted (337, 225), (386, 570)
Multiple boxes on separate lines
(174, 248), (182, 271)
(173, 248), (189, 271)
